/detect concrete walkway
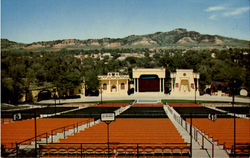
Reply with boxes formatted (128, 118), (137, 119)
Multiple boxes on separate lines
(39, 93), (250, 104)
(163, 104), (229, 158)
(19, 104), (133, 150)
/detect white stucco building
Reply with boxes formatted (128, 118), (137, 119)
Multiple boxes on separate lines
(170, 69), (200, 96)
(132, 68), (166, 94)
(98, 72), (129, 96)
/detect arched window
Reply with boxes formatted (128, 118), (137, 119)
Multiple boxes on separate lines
(111, 85), (117, 92)
(103, 83), (107, 90)
(121, 83), (125, 90)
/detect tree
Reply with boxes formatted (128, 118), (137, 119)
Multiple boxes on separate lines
(84, 70), (100, 96)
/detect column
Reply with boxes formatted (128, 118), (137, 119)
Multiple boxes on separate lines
(197, 79), (199, 91)
(172, 78), (175, 92)
(116, 80), (118, 92)
(134, 79), (136, 93)
(109, 80), (111, 92)
(126, 80), (128, 92)
(163, 78), (165, 94)
(159, 78), (162, 92)
(137, 78), (139, 93)
(171, 78), (173, 90)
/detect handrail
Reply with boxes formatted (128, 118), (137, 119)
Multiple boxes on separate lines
(17, 132), (48, 145)
(38, 142), (191, 157)
(39, 142), (191, 145)
(164, 104), (215, 158)
(193, 127), (214, 158)
(16, 119), (91, 146)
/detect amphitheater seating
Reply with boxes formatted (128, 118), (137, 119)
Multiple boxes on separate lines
(60, 118), (184, 143)
(186, 118), (250, 154)
(1, 118), (92, 149)
(38, 118), (190, 157)
(168, 103), (203, 107)
(1, 118), (14, 124)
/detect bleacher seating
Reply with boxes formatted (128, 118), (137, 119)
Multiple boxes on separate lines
(186, 118), (250, 154)
(38, 118), (190, 157)
(1, 118), (92, 149)
(60, 118), (184, 143)
(1, 118), (14, 124)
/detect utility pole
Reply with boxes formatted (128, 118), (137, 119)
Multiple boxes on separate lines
(53, 88), (56, 115)
(195, 82), (197, 104)
(190, 113), (192, 157)
(232, 80), (236, 157)
(34, 109), (37, 158)
(100, 87), (103, 104)
(101, 113), (115, 158)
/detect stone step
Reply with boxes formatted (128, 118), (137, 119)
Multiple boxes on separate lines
(163, 104), (229, 158)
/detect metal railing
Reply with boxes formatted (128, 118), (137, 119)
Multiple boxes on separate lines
(15, 119), (92, 157)
(164, 104), (215, 158)
(38, 142), (191, 158)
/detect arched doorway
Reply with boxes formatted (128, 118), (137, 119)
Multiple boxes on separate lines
(38, 90), (51, 101)
(111, 85), (117, 92)
(139, 75), (159, 92)
(180, 79), (190, 93)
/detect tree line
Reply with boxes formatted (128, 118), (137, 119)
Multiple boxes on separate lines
(1, 48), (249, 104)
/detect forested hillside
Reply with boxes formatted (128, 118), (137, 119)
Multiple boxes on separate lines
(1, 48), (249, 104)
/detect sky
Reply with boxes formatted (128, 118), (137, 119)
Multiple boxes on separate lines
(1, 0), (250, 43)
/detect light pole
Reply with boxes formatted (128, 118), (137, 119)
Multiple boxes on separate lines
(232, 80), (236, 157)
(195, 81), (197, 104)
(100, 87), (103, 104)
(190, 113), (192, 157)
(34, 109), (37, 158)
(106, 121), (111, 157)
(101, 113), (115, 158)
(53, 88), (56, 115)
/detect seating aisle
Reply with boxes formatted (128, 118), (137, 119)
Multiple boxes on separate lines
(1, 118), (92, 149)
(187, 118), (250, 153)
(60, 118), (185, 144)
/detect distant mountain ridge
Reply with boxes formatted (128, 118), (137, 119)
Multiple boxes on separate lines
(1, 28), (249, 50)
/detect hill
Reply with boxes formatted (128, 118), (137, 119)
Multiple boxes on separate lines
(1, 28), (249, 51)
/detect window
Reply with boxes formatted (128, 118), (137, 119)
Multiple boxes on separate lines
(121, 83), (125, 89)
(103, 83), (107, 90)
(191, 83), (194, 89)
(175, 83), (179, 88)
(111, 85), (117, 92)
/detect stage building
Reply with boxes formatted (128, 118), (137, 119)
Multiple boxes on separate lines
(170, 69), (199, 96)
(98, 72), (129, 96)
(132, 68), (165, 94)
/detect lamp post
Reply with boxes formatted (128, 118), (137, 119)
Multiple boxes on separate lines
(232, 80), (236, 157)
(34, 109), (37, 158)
(190, 113), (193, 157)
(53, 88), (56, 115)
(106, 121), (111, 157)
(101, 113), (115, 158)
(100, 87), (103, 104)
(195, 81), (197, 104)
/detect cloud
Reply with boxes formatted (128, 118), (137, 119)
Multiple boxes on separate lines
(223, 7), (250, 16)
(205, 6), (226, 12)
(208, 15), (217, 20)
(206, 5), (249, 20)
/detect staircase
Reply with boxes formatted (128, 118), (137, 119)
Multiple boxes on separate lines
(163, 104), (229, 158)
